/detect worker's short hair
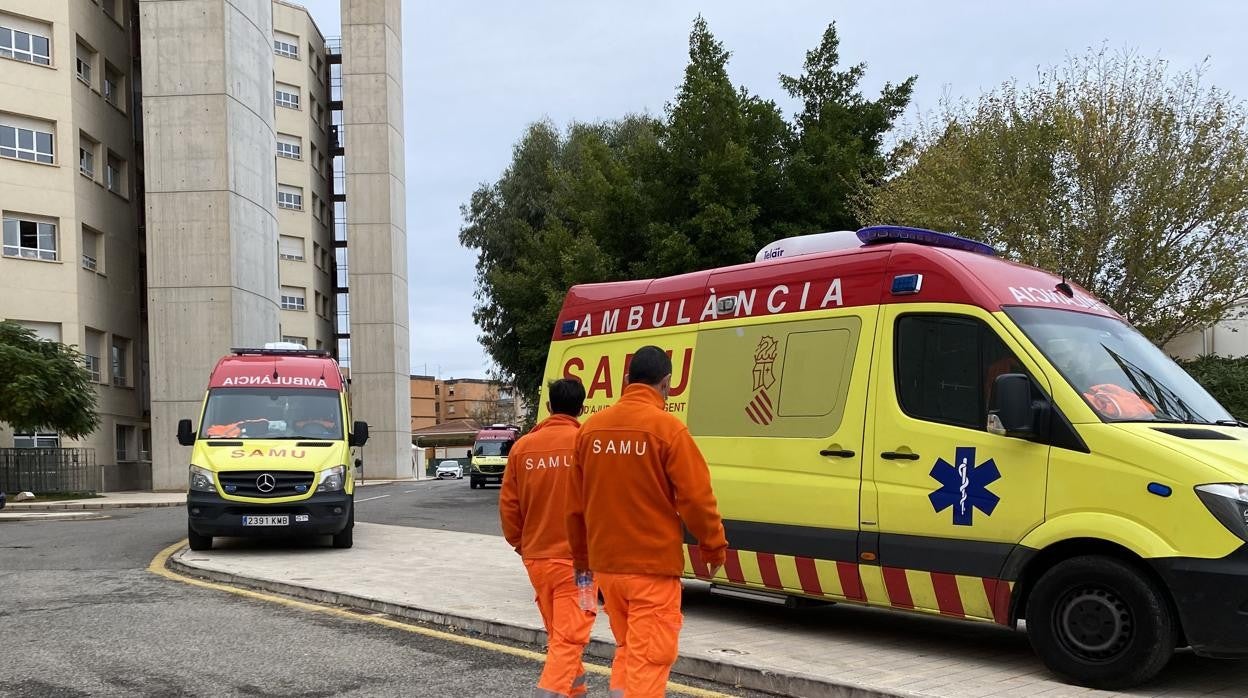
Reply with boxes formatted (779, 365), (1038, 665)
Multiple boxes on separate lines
(548, 378), (586, 417)
(628, 346), (672, 386)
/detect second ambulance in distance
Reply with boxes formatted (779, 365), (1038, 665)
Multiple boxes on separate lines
(539, 226), (1248, 689)
(469, 424), (519, 489)
(179, 345), (369, 550)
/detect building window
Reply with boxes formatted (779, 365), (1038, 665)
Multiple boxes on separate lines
(84, 328), (104, 382)
(275, 84), (300, 110)
(274, 39), (298, 59)
(0, 121), (54, 164)
(101, 0), (121, 25)
(105, 152), (124, 195)
(0, 25), (51, 66)
(448, 405), (455, 415)
(3, 215), (57, 261)
(76, 41), (95, 85)
(280, 285), (306, 311)
(14, 432), (60, 449)
(276, 136), (301, 160)
(81, 226), (103, 272)
(281, 335), (307, 346)
(103, 63), (122, 108)
(279, 234), (304, 261)
(116, 424), (134, 462)
(111, 335), (130, 387)
(79, 135), (96, 178)
(277, 186), (303, 210)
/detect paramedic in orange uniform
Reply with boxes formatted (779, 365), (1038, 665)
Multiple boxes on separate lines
(567, 346), (728, 698)
(500, 378), (595, 698)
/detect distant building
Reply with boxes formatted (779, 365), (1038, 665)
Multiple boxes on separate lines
(408, 376), (524, 432)
(0, 0), (410, 489)
(1167, 313), (1248, 360)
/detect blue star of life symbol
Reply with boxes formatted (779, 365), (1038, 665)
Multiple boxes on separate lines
(929, 446), (1001, 526)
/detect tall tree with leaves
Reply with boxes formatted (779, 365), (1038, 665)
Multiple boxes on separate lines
(461, 18), (915, 413)
(869, 50), (1248, 344)
(0, 321), (99, 438)
(783, 23), (916, 232)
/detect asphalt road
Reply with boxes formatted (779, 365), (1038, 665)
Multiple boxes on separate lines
(354, 478), (503, 535)
(0, 487), (768, 698)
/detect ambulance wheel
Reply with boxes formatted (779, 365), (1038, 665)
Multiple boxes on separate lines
(187, 524), (213, 551)
(331, 504), (354, 549)
(1026, 555), (1175, 689)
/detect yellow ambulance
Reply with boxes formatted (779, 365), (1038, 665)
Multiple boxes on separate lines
(179, 345), (369, 551)
(539, 226), (1248, 689)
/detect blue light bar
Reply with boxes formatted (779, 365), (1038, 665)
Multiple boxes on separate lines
(560, 320), (578, 336)
(891, 273), (923, 295)
(857, 226), (996, 256)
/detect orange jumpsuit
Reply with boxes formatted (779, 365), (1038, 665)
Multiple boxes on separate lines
(567, 383), (727, 698)
(500, 413), (596, 697)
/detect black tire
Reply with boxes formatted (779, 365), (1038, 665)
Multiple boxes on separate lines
(187, 524), (213, 551)
(470, 478), (481, 489)
(1026, 555), (1175, 689)
(331, 501), (354, 549)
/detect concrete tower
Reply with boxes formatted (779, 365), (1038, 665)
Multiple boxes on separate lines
(340, 0), (411, 478)
(140, 0), (281, 489)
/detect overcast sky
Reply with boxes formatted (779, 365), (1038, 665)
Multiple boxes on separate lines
(299, 0), (1248, 380)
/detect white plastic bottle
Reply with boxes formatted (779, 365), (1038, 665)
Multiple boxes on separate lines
(575, 570), (595, 611)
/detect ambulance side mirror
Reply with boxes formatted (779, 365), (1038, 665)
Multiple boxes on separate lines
(177, 419), (196, 447)
(349, 421), (369, 447)
(988, 373), (1047, 440)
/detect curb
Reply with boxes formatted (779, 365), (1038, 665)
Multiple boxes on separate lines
(169, 553), (905, 698)
(5, 500), (185, 511)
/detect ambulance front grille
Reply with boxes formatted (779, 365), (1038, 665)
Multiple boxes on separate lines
(219, 470), (315, 498)
(476, 464), (504, 475)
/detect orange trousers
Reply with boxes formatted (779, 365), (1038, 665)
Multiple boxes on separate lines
(524, 559), (597, 697)
(597, 572), (683, 698)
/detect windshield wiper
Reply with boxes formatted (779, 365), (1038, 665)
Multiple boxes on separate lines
(1101, 345), (1208, 423)
(1215, 419), (1248, 428)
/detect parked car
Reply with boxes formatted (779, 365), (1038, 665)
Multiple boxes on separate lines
(435, 460), (463, 479)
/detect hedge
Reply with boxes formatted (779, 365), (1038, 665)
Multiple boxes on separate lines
(1178, 355), (1248, 422)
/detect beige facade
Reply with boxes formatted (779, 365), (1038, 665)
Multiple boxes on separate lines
(0, 0), (149, 489)
(0, 0), (407, 491)
(272, 1), (334, 352)
(408, 376), (524, 432)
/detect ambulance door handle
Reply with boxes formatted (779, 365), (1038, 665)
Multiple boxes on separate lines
(881, 451), (921, 461)
(819, 449), (855, 459)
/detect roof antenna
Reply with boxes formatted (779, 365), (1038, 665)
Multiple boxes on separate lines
(1056, 273), (1074, 298)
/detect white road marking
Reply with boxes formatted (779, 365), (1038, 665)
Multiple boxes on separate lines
(355, 494), (391, 502)
(404, 490), (420, 494)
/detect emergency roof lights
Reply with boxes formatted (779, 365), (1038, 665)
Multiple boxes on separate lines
(856, 225), (997, 256)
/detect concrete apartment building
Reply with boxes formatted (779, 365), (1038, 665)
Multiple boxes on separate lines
(0, 0), (410, 490)
(409, 376), (524, 431)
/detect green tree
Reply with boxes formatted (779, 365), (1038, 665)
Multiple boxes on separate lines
(461, 18), (914, 412)
(869, 50), (1248, 345)
(781, 23), (915, 233)
(0, 321), (99, 438)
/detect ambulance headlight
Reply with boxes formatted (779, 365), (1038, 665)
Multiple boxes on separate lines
(319, 465), (346, 493)
(189, 465), (215, 493)
(1195, 484), (1248, 542)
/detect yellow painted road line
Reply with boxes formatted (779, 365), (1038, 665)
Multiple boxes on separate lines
(149, 541), (737, 698)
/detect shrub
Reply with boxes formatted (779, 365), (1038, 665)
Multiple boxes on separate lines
(1178, 355), (1248, 422)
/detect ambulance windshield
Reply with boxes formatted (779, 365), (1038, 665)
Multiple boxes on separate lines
(201, 388), (343, 439)
(1006, 307), (1232, 424)
(474, 440), (511, 457)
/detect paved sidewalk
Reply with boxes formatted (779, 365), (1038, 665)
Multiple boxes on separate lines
(2, 479), (414, 511)
(4, 491), (186, 511)
(171, 523), (1248, 698)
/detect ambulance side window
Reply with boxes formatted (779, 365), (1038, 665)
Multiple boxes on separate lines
(894, 315), (1026, 431)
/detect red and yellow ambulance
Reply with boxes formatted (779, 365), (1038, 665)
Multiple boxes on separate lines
(178, 346), (368, 550)
(539, 226), (1248, 688)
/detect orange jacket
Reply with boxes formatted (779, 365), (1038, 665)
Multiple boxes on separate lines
(499, 414), (581, 560)
(567, 383), (727, 576)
